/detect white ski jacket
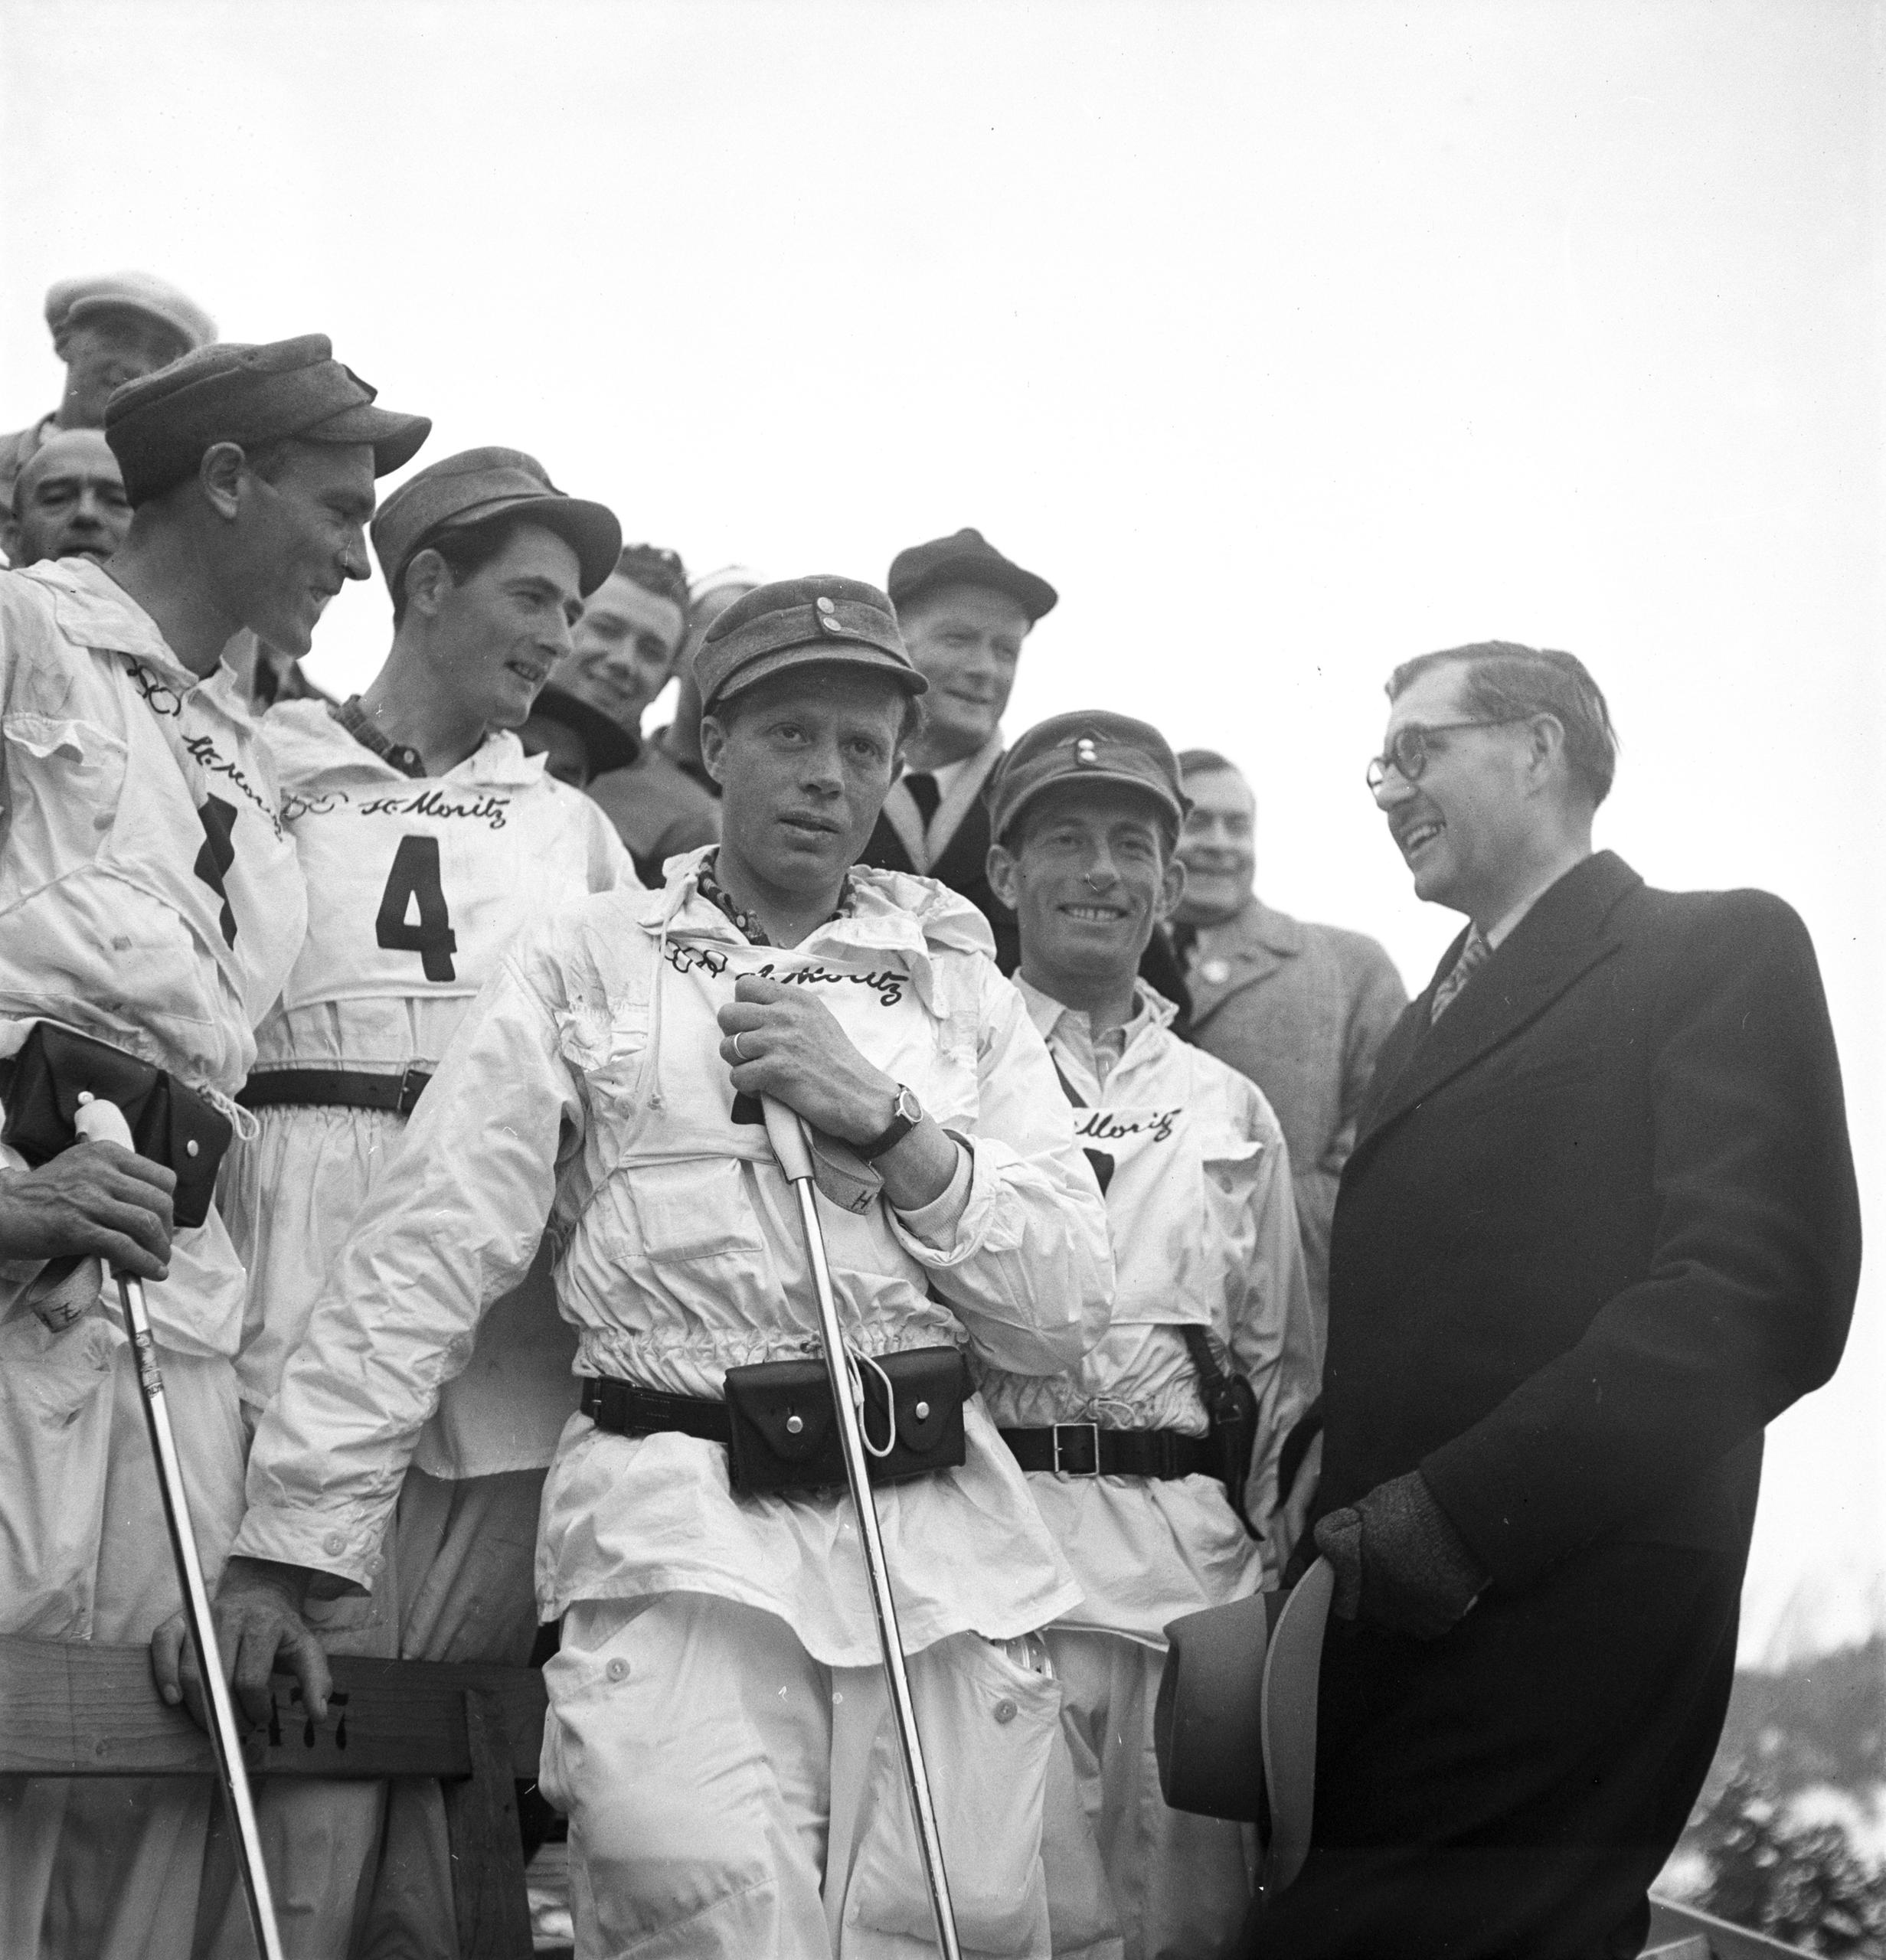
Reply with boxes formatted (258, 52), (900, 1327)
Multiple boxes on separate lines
(979, 978), (1320, 1638)
(0, 560), (305, 1356)
(237, 852), (1115, 1664)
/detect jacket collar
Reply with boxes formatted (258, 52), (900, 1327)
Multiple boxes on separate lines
(1356, 850), (1640, 1146)
(26, 556), (193, 675)
(1185, 893), (1303, 1018)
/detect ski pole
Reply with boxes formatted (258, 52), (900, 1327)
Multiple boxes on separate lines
(73, 1093), (286, 1960)
(760, 1096), (962, 1960)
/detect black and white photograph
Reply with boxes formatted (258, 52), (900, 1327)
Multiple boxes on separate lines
(0, 4), (1879, 1956)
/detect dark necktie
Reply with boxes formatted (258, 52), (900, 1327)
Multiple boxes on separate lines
(904, 772), (941, 828)
(1430, 928), (1492, 1023)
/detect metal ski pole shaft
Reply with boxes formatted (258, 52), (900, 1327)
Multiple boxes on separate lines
(760, 1096), (963, 1960)
(73, 1095), (286, 1960)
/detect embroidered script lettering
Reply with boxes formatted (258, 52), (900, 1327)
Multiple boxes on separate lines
(1074, 1108), (1181, 1145)
(356, 789), (512, 831)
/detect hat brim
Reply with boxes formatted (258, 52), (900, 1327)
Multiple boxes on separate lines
(420, 490), (622, 596)
(1153, 1557), (1334, 1895)
(993, 766), (1185, 842)
(528, 684), (639, 776)
(301, 402), (433, 481)
(893, 555), (1057, 622)
(706, 642), (929, 713)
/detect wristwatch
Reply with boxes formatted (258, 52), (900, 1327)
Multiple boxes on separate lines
(858, 1083), (923, 1162)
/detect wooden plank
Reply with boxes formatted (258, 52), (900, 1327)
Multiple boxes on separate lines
(445, 1687), (535, 1960)
(0, 1636), (546, 1782)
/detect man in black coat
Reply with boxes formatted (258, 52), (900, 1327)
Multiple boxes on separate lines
(1251, 642), (1860, 1959)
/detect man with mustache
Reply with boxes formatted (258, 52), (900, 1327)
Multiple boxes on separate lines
(2, 428), (132, 568)
(191, 448), (633, 1959)
(1250, 641), (1860, 1958)
(176, 576), (1113, 1958)
(981, 712), (1319, 1958)
(0, 332), (427, 1958)
(0, 271), (215, 519)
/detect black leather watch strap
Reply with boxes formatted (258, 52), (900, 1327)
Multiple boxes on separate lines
(858, 1083), (921, 1162)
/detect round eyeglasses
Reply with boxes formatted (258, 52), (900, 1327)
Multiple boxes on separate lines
(1365, 717), (1530, 792)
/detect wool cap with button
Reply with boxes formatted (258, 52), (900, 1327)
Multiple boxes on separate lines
(103, 333), (431, 507)
(45, 271), (217, 358)
(985, 709), (1192, 844)
(696, 574), (928, 714)
(370, 446), (623, 601)
(886, 526), (1057, 622)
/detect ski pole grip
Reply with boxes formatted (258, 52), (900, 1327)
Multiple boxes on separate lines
(760, 1096), (816, 1183)
(74, 1094), (135, 1152)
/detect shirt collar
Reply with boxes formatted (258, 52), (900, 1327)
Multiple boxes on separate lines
(694, 848), (855, 949)
(1014, 972), (1173, 1086)
(331, 695), (427, 779)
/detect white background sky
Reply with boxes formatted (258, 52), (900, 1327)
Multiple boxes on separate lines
(4, 0), (1879, 1654)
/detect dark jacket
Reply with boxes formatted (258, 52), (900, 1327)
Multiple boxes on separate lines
(1255, 851), (1860, 1960)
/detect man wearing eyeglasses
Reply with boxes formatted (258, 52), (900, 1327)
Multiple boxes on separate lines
(1250, 642), (1860, 1958)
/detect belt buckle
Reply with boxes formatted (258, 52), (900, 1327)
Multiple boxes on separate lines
(1051, 1421), (1101, 1478)
(395, 1064), (430, 1117)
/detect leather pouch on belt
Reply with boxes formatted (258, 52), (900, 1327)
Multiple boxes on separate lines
(723, 1346), (969, 1496)
(1, 1021), (230, 1228)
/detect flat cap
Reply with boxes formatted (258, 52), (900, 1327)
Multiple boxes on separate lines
(986, 710), (1191, 844)
(698, 575), (927, 714)
(46, 271), (216, 356)
(371, 446), (622, 600)
(104, 334), (430, 507)
(887, 527), (1057, 622)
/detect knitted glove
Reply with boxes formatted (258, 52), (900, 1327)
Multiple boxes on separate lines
(1314, 1469), (1489, 1641)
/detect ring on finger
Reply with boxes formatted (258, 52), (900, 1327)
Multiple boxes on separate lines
(734, 1031), (751, 1062)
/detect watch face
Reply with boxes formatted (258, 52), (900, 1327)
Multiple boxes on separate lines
(896, 1085), (923, 1126)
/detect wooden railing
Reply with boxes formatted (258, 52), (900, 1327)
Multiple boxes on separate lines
(2, 1633), (1820, 1960)
(0, 1634), (547, 1960)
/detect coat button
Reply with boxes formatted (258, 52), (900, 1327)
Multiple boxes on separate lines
(1200, 958), (1231, 985)
(606, 1658), (630, 1682)
(994, 1698), (1018, 1724)
(185, 1139), (201, 1158)
(324, 1534), (345, 1556)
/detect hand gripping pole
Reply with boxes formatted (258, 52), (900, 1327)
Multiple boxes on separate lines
(74, 1094), (286, 1960)
(760, 1096), (963, 1960)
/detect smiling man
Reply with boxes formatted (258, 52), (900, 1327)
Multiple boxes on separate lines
(570, 541), (723, 882)
(859, 526), (1054, 970)
(982, 714), (1318, 1959)
(3, 427), (132, 567)
(181, 575), (1113, 1958)
(1172, 751), (1404, 1320)
(1250, 642), (1861, 1958)
(0, 271), (216, 518)
(0, 332), (426, 1958)
(186, 447), (633, 1958)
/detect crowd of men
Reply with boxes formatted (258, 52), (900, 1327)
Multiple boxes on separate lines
(0, 273), (1861, 1960)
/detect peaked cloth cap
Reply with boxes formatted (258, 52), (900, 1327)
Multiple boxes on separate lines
(370, 446), (623, 600)
(985, 709), (1191, 844)
(103, 334), (431, 507)
(696, 575), (927, 714)
(45, 272), (216, 356)
(886, 527), (1057, 622)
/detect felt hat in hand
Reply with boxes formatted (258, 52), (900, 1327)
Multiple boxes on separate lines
(1152, 1555), (1335, 1897)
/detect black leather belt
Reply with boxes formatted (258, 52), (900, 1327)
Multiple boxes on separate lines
(581, 1374), (731, 1445)
(237, 1066), (433, 1117)
(1000, 1422), (1217, 1480)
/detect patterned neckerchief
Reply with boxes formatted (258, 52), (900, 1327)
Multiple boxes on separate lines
(332, 695), (427, 779)
(694, 850), (853, 949)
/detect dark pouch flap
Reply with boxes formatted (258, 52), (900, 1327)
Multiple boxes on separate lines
(0, 1023), (230, 1229)
(865, 1346), (970, 1482)
(143, 1077), (232, 1231)
(724, 1359), (845, 1493)
(722, 1346), (970, 1496)
(2, 1022), (164, 1166)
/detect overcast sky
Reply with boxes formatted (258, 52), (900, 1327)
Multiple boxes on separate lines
(4, 0), (1879, 1651)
